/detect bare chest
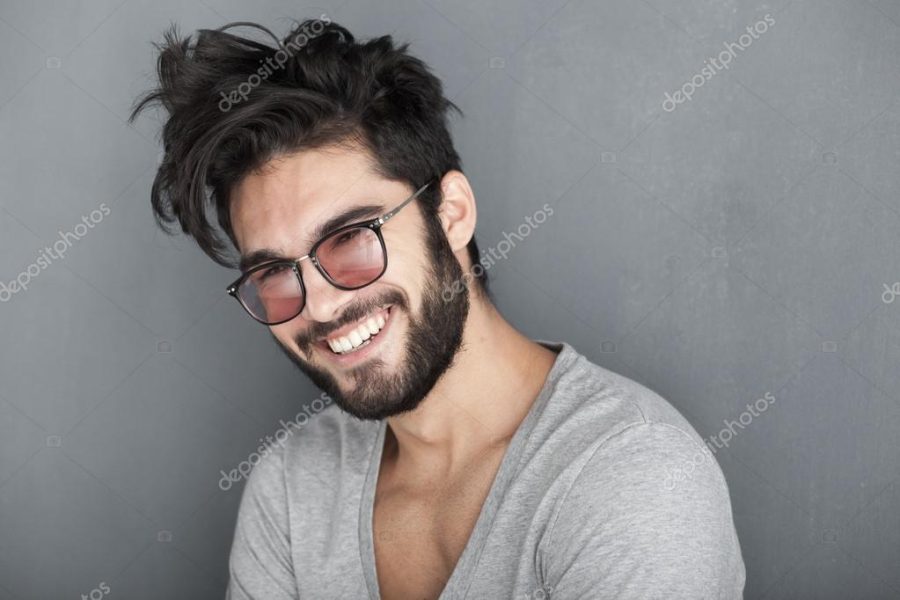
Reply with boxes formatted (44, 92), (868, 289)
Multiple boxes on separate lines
(372, 456), (504, 600)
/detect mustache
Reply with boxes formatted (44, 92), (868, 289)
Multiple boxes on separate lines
(296, 289), (407, 348)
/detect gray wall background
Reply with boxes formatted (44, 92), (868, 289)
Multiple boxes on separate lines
(1, 0), (899, 598)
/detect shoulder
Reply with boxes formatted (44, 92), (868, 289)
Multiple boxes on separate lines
(228, 398), (378, 596)
(538, 341), (709, 457)
(546, 342), (735, 524)
(552, 421), (730, 512)
(243, 397), (376, 496)
(574, 342), (697, 420)
(540, 422), (745, 597)
(536, 343), (745, 597)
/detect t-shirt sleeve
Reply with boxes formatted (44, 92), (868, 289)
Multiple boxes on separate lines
(541, 422), (746, 600)
(225, 447), (298, 600)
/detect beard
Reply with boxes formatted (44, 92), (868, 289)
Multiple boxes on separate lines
(271, 217), (471, 421)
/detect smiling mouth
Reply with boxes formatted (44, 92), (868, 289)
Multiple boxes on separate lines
(321, 305), (392, 355)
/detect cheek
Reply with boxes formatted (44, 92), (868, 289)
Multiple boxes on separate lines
(270, 323), (307, 356)
(270, 325), (289, 343)
(381, 238), (429, 297)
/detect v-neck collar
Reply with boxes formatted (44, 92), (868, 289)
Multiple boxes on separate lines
(358, 340), (574, 599)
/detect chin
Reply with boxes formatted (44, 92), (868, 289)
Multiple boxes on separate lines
(272, 240), (471, 421)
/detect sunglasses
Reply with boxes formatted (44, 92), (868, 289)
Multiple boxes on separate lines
(226, 180), (433, 325)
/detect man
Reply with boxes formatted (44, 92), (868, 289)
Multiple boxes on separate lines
(131, 17), (745, 599)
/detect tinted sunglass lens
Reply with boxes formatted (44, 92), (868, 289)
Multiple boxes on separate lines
(239, 263), (304, 324)
(317, 226), (385, 287)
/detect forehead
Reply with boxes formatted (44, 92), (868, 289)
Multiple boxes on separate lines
(229, 144), (382, 254)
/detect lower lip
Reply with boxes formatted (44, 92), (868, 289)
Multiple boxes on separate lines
(318, 306), (395, 366)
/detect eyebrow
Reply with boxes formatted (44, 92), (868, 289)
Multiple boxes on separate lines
(238, 203), (385, 272)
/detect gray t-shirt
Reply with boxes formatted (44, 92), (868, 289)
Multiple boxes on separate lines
(226, 340), (746, 599)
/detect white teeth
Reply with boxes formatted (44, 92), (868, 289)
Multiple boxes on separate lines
(366, 319), (379, 335)
(327, 309), (389, 354)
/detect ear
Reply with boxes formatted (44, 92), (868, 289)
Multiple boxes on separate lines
(436, 170), (477, 253)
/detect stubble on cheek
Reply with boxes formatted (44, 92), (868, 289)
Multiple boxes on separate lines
(293, 334), (313, 358)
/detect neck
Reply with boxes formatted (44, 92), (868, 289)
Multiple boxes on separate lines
(382, 289), (558, 480)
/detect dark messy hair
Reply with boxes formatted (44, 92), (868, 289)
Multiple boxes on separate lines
(129, 16), (488, 296)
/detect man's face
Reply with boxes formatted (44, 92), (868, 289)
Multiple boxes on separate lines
(229, 145), (469, 420)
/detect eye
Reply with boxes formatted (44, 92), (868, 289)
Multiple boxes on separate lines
(258, 263), (290, 281)
(333, 228), (363, 245)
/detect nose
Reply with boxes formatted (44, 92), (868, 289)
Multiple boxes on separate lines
(297, 258), (354, 324)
